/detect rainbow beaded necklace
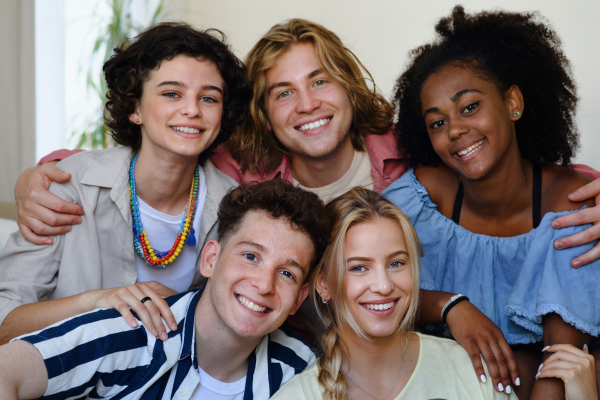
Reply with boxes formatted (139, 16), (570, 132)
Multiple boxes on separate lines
(129, 152), (199, 267)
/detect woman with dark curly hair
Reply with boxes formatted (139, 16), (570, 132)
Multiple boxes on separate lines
(384, 6), (600, 399)
(0, 23), (252, 345)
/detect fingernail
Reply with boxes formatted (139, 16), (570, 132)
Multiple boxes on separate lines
(537, 363), (543, 374)
(79, 209), (85, 215)
(480, 374), (487, 383)
(75, 217), (81, 224)
(161, 332), (168, 341)
(555, 240), (563, 249)
(171, 323), (178, 331)
(64, 226), (71, 233)
(542, 345), (550, 352)
(584, 344), (589, 350)
(152, 328), (158, 337)
(498, 382), (504, 392)
(515, 377), (520, 386)
(552, 221), (560, 228)
(573, 260), (582, 267)
(130, 320), (138, 328)
(571, 190), (582, 199)
(505, 385), (512, 394)
(44, 239), (52, 244)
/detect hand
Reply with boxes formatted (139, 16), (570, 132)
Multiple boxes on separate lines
(88, 281), (179, 341)
(553, 178), (600, 267)
(446, 300), (519, 394)
(536, 344), (597, 400)
(15, 163), (84, 245)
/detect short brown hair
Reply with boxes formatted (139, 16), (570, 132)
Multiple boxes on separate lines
(217, 180), (332, 277)
(228, 19), (394, 173)
(103, 22), (252, 165)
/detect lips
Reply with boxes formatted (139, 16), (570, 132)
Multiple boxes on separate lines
(296, 117), (331, 131)
(360, 299), (399, 312)
(236, 294), (268, 313)
(456, 139), (485, 157)
(171, 126), (204, 135)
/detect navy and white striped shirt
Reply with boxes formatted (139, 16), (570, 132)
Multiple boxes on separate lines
(16, 289), (316, 400)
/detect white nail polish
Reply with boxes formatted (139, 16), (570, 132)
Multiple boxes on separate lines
(541, 345), (550, 352)
(537, 363), (543, 373)
(498, 383), (504, 392)
(515, 377), (521, 386)
(480, 374), (487, 383)
(505, 385), (512, 394)
(584, 344), (589, 351)
(535, 372), (540, 381)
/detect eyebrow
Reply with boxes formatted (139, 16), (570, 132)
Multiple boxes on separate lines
(156, 81), (223, 94)
(236, 241), (306, 279)
(346, 250), (408, 263)
(266, 68), (324, 96)
(423, 89), (482, 117)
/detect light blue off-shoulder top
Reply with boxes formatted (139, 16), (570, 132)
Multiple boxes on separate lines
(383, 169), (600, 344)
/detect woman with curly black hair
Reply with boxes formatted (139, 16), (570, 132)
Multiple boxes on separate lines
(384, 6), (600, 399)
(0, 23), (252, 345)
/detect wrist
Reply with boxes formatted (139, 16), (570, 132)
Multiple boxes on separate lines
(441, 294), (469, 324)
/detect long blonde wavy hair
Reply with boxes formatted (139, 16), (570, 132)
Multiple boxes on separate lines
(313, 188), (423, 400)
(228, 19), (395, 173)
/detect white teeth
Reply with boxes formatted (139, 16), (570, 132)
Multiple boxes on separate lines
(236, 295), (267, 313)
(173, 126), (201, 134)
(457, 139), (484, 157)
(298, 118), (330, 131)
(364, 301), (395, 311)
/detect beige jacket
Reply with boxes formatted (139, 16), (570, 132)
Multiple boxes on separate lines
(0, 147), (237, 325)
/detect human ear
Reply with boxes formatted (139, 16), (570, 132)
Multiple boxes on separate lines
(199, 239), (220, 278)
(315, 275), (330, 302)
(128, 101), (142, 125)
(507, 85), (524, 121)
(289, 283), (309, 315)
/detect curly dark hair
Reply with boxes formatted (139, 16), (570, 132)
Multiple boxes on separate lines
(217, 180), (332, 281)
(394, 5), (579, 168)
(103, 22), (252, 164)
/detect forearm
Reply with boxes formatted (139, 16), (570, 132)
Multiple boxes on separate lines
(530, 313), (591, 400)
(0, 290), (97, 345)
(0, 341), (47, 399)
(417, 290), (454, 325)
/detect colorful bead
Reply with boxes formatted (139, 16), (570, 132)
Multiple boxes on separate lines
(129, 152), (200, 267)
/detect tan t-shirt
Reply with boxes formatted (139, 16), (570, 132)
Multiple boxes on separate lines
(293, 150), (373, 203)
(271, 333), (519, 400)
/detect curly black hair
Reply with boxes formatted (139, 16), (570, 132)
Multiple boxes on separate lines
(217, 180), (332, 281)
(394, 5), (579, 168)
(103, 22), (252, 165)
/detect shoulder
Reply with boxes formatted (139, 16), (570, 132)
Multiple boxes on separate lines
(271, 363), (320, 400)
(542, 164), (594, 213)
(414, 163), (460, 217)
(204, 160), (238, 192)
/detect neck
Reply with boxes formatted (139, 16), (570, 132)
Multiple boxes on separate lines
(134, 145), (198, 215)
(461, 150), (532, 219)
(194, 284), (262, 383)
(289, 134), (355, 188)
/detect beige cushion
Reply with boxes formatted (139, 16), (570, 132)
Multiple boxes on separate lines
(0, 201), (16, 220)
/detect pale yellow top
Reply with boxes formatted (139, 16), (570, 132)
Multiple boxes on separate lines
(271, 332), (519, 400)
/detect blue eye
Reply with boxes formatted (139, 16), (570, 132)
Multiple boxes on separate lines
(279, 90), (291, 98)
(164, 92), (179, 98)
(349, 265), (366, 272)
(201, 96), (217, 103)
(314, 80), (325, 86)
(390, 261), (405, 269)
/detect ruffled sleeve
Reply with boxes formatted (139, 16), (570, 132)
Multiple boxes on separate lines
(505, 209), (600, 338)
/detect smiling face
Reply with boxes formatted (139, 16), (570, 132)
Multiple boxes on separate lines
(420, 64), (523, 180)
(264, 42), (354, 162)
(200, 210), (314, 340)
(341, 217), (413, 339)
(129, 55), (224, 161)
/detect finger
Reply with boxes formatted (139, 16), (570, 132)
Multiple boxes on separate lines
(544, 344), (590, 358)
(138, 296), (170, 341)
(488, 339), (512, 393)
(552, 207), (599, 230)
(567, 178), (600, 203)
(21, 206), (80, 234)
(478, 341), (505, 391)
(139, 286), (178, 333)
(462, 340), (488, 383)
(143, 281), (179, 299)
(17, 223), (53, 245)
(110, 287), (159, 337)
(109, 296), (140, 330)
(29, 191), (84, 218)
(40, 163), (72, 183)
(497, 334), (520, 387)
(569, 241), (600, 268)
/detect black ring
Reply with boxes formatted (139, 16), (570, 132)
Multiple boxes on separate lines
(140, 297), (152, 304)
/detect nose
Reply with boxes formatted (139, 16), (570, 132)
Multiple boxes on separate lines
(447, 116), (468, 140)
(181, 97), (202, 118)
(295, 88), (321, 114)
(253, 268), (276, 295)
(370, 266), (394, 296)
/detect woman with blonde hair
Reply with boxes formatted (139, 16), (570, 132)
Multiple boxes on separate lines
(272, 188), (595, 400)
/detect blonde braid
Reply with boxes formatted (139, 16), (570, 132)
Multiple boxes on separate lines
(317, 315), (348, 400)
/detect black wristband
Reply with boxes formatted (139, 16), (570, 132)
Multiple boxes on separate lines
(442, 296), (469, 324)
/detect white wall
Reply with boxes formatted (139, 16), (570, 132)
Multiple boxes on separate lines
(178, 0), (600, 169)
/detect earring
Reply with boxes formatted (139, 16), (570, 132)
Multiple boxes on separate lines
(512, 111), (520, 118)
(136, 119), (140, 123)
(320, 293), (327, 303)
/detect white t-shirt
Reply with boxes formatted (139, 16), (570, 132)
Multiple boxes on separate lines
(190, 366), (246, 400)
(135, 166), (207, 293)
(293, 150), (373, 203)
